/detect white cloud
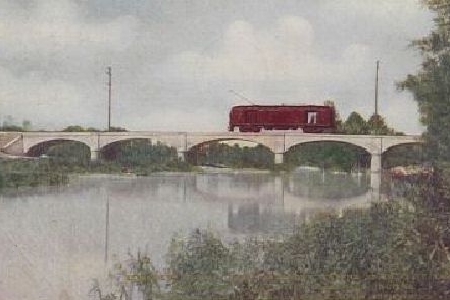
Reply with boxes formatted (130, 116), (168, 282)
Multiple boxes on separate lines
(0, 0), (140, 60)
(158, 16), (373, 101)
(0, 0), (141, 129)
(0, 67), (102, 129)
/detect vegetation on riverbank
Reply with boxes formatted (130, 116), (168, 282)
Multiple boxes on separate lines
(0, 139), (194, 188)
(90, 169), (450, 300)
(0, 158), (69, 188)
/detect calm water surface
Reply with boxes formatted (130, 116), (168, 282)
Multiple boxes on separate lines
(0, 171), (370, 299)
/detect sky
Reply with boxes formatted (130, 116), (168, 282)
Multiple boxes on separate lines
(0, 0), (435, 134)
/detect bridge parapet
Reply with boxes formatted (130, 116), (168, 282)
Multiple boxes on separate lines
(98, 131), (187, 149)
(16, 131), (422, 157)
(185, 132), (286, 153)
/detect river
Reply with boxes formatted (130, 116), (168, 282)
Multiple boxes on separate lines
(0, 170), (370, 299)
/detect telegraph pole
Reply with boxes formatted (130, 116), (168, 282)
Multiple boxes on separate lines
(106, 66), (112, 131)
(375, 60), (380, 117)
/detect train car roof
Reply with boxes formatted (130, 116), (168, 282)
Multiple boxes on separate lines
(231, 105), (334, 109)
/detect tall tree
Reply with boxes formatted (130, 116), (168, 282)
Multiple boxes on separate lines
(399, 0), (450, 161)
(367, 114), (397, 135)
(343, 112), (369, 135)
(22, 120), (32, 131)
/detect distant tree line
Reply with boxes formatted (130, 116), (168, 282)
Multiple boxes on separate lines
(62, 125), (127, 132)
(0, 116), (32, 131)
(337, 111), (403, 136)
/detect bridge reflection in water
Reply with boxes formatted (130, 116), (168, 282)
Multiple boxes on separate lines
(72, 171), (373, 236)
(0, 172), (375, 300)
(190, 171), (372, 234)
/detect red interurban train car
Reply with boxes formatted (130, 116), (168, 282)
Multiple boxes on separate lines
(229, 105), (336, 133)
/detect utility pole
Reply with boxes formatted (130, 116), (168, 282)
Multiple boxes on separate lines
(106, 66), (112, 131)
(375, 60), (380, 118)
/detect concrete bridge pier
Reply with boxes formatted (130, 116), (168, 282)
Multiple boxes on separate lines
(90, 148), (100, 161)
(177, 150), (186, 162)
(274, 153), (284, 164)
(370, 152), (382, 200)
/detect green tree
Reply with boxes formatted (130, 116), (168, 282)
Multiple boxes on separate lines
(22, 120), (32, 131)
(90, 251), (160, 300)
(47, 141), (91, 169)
(324, 100), (344, 133)
(2, 115), (14, 128)
(367, 114), (398, 135)
(63, 125), (86, 132)
(399, 0), (450, 161)
(342, 112), (369, 135)
(167, 229), (234, 300)
(190, 142), (273, 169)
(109, 126), (128, 132)
(284, 142), (369, 172)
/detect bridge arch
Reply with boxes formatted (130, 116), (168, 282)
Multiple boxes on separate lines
(382, 138), (424, 153)
(187, 137), (268, 151)
(185, 134), (286, 164)
(285, 135), (371, 153)
(285, 140), (370, 173)
(26, 139), (93, 159)
(98, 132), (186, 152)
(99, 138), (179, 162)
(186, 138), (274, 167)
(382, 142), (426, 169)
(21, 133), (99, 159)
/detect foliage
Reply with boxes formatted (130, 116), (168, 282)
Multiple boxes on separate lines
(166, 229), (234, 299)
(399, 0), (450, 162)
(0, 125), (25, 131)
(47, 141), (91, 169)
(62, 125), (126, 132)
(367, 114), (399, 135)
(109, 126), (128, 132)
(0, 158), (68, 188)
(324, 100), (344, 133)
(382, 143), (427, 168)
(62, 125), (102, 132)
(187, 142), (274, 169)
(90, 251), (160, 300)
(341, 111), (401, 136)
(163, 185), (450, 299)
(62, 125), (87, 132)
(22, 120), (32, 131)
(342, 112), (369, 135)
(284, 142), (370, 172)
(101, 139), (190, 174)
(0, 116), (32, 131)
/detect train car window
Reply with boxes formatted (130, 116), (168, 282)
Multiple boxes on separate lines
(307, 111), (317, 124)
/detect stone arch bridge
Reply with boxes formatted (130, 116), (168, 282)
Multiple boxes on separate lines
(1, 131), (422, 196)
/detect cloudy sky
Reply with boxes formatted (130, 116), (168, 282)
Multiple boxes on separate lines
(0, 0), (434, 133)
